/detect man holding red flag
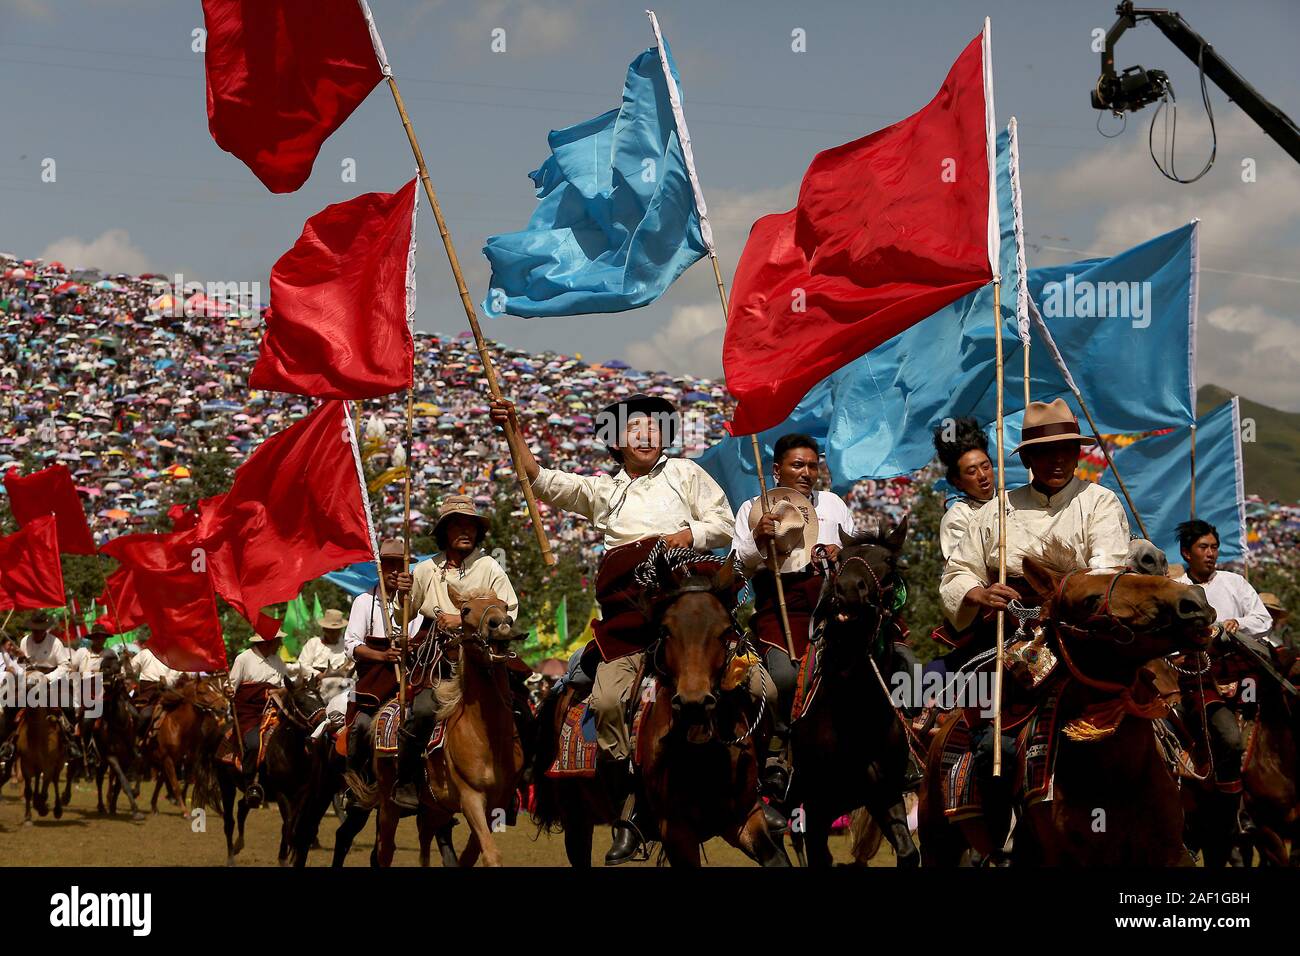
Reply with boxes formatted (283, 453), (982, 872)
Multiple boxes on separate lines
(723, 24), (999, 436)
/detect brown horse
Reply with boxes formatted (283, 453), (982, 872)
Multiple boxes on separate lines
(372, 587), (527, 867)
(91, 653), (146, 820)
(636, 551), (789, 867)
(15, 676), (68, 824)
(145, 675), (229, 815)
(920, 546), (1215, 866)
(1242, 649), (1300, 866)
(788, 517), (919, 867)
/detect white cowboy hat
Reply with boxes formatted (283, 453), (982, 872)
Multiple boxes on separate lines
(748, 486), (818, 573)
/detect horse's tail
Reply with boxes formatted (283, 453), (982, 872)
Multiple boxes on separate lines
(848, 806), (885, 864)
(343, 770), (378, 810)
(529, 690), (564, 833)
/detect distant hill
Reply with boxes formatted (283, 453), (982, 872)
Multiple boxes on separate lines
(1198, 385), (1300, 503)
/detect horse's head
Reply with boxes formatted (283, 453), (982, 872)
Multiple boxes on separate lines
(1124, 538), (1169, 577)
(818, 515), (909, 640)
(446, 584), (527, 665)
(1022, 544), (1214, 679)
(648, 550), (742, 740)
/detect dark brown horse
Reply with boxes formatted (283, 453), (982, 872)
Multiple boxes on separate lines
(635, 551), (789, 867)
(144, 675), (228, 815)
(920, 546), (1215, 865)
(788, 517), (919, 867)
(372, 587), (527, 867)
(91, 653), (146, 820)
(530, 677), (615, 866)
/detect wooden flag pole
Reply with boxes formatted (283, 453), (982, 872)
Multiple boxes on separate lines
(398, 385), (414, 716)
(710, 255), (795, 658)
(384, 75), (555, 566)
(992, 279), (1007, 777)
(1073, 391), (1150, 540)
(1189, 424), (1198, 519)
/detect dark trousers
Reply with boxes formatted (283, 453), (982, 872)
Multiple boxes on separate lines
(242, 727), (261, 785)
(347, 710), (373, 778)
(763, 646), (797, 738)
(1206, 703), (1244, 789)
(399, 688), (438, 783)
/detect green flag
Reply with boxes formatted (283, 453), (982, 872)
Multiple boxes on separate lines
(555, 596), (568, 647)
(282, 595), (308, 655)
(312, 592), (324, 627)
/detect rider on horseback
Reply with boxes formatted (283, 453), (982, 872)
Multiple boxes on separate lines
(389, 495), (518, 811)
(16, 611), (83, 762)
(730, 433), (855, 808)
(489, 391), (764, 865)
(229, 630), (302, 809)
(939, 400), (1131, 845)
(1172, 519), (1275, 848)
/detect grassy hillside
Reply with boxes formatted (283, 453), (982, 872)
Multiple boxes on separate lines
(1198, 385), (1300, 503)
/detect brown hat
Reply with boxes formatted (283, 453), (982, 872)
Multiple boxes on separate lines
(318, 608), (347, 630)
(26, 610), (53, 630)
(378, 538), (407, 561)
(1012, 398), (1096, 454)
(1259, 592), (1287, 614)
(434, 495), (489, 547)
(748, 487), (818, 573)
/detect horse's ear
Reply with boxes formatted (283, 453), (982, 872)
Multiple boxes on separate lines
(838, 526), (858, 549)
(884, 513), (910, 553)
(446, 582), (465, 611)
(713, 557), (736, 594)
(1021, 554), (1061, 601)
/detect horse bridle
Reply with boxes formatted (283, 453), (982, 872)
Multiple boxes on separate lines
(1052, 568), (1138, 647)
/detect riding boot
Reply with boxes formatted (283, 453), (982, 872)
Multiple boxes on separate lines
(59, 713), (83, 762)
(599, 759), (644, 866)
(902, 748), (926, 792)
(392, 727), (424, 811)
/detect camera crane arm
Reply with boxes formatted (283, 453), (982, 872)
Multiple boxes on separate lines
(1093, 1), (1300, 165)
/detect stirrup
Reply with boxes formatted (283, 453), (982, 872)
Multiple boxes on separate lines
(245, 782), (265, 809)
(392, 783), (422, 811)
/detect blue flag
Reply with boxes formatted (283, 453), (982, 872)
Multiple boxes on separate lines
(481, 31), (707, 318)
(1100, 400), (1247, 562)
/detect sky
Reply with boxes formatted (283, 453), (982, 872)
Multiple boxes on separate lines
(2, 0), (1297, 410)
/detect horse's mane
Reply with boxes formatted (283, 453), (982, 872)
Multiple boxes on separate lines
(1025, 537), (1082, 579)
(434, 657), (462, 721)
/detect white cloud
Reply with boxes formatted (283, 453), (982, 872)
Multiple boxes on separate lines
(626, 304), (724, 376)
(409, 0), (590, 56)
(39, 228), (153, 275)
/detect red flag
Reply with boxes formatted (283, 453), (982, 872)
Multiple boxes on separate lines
(723, 29), (998, 435)
(195, 401), (374, 623)
(100, 531), (227, 672)
(167, 502), (200, 533)
(0, 516), (67, 611)
(95, 563), (145, 634)
(202, 0), (387, 193)
(249, 180), (418, 399)
(4, 464), (97, 555)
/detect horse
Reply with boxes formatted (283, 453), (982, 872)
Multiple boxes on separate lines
(530, 676), (616, 866)
(91, 653), (146, 820)
(919, 543), (1216, 866)
(214, 676), (330, 866)
(144, 675), (228, 815)
(371, 586), (527, 867)
(1178, 644), (1300, 867)
(787, 517), (920, 868)
(15, 674), (68, 824)
(635, 549), (789, 867)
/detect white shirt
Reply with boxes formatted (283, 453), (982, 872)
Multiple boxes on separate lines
(20, 633), (69, 673)
(941, 477), (1131, 631)
(296, 635), (350, 675)
(732, 489), (853, 571)
(77, 647), (115, 675)
(940, 496), (990, 561)
(132, 647), (184, 687)
(409, 549), (519, 622)
(531, 456), (733, 550)
(1174, 570), (1275, 646)
(344, 589), (425, 658)
(229, 647), (298, 689)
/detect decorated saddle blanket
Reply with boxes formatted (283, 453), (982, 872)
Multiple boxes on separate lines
(1016, 682), (1063, 806)
(547, 693), (598, 778)
(939, 714), (979, 819)
(630, 673), (658, 766)
(372, 697), (446, 757)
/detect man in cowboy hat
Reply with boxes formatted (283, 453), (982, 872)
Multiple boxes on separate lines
(18, 611), (69, 676)
(941, 398), (1131, 630)
(489, 391), (750, 864)
(228, 629), (302, 809)
(342, 538), (424, 795)
(940, 398), (1131, 835)
(732, 433), (854, 800)
(297, 608), (351, 676)
(387, 495), (517, 809)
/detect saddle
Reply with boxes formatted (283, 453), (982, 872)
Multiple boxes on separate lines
(547, 686), (599, 779)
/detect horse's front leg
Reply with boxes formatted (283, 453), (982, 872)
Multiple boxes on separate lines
(22, 776), (33, 825)
(801, 805), (835, 868)
(660, 823), (702, 867)
(458, 790), (499, 867)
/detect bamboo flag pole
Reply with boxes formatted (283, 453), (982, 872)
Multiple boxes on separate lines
(382, 75), (555, 566)
(1189, 424), (1198, 519)
(992, 280), (1007, 777)
(398, 385), (414, 715)
(712, 259), (797, 659)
